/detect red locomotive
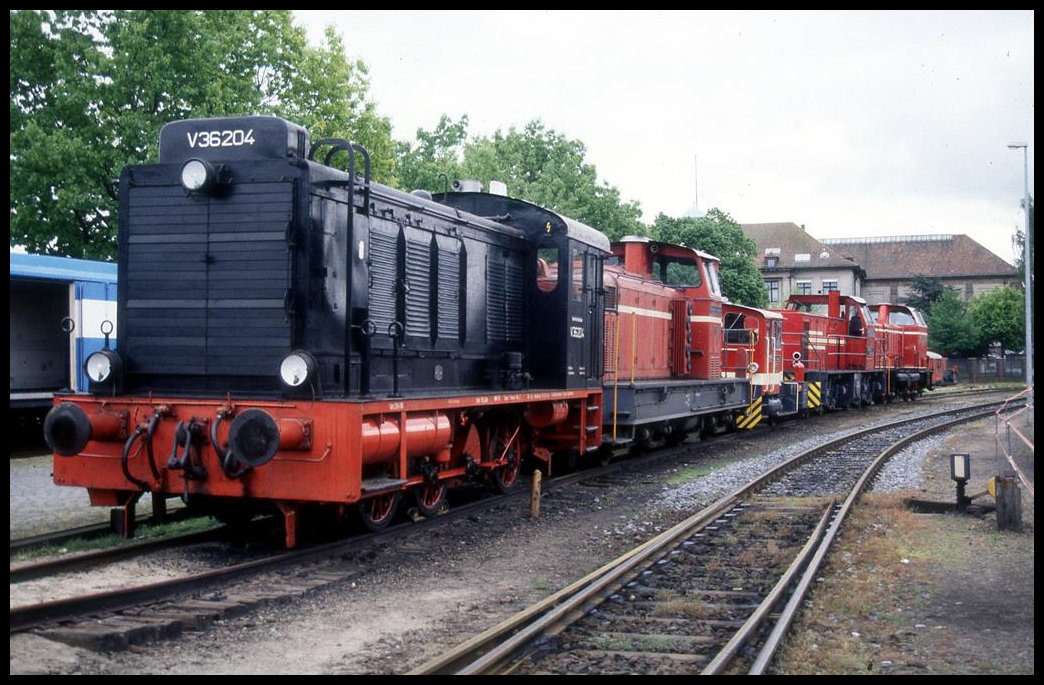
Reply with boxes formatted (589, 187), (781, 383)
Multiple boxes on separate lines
(722, 302), (804, 427)
(928, 351), (957, 386)
(873, 303), (931, 396)
(601, 238), (749, 446)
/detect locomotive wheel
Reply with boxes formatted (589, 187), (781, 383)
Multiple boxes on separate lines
(358, 492), (401, 532)
(411, 481), (447, 517)
(488, 421), (521, 494)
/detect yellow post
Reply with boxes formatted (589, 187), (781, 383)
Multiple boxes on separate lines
(630, 307), (638, 385)
(613, 315), (621, 442)
(530, 470), (542, 519)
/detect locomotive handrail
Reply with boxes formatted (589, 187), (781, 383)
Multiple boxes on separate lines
(307, 137), (371, 214)
(309, 137), (375, 397)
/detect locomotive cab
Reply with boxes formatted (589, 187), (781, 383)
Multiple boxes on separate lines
(434, 190), (609, 390)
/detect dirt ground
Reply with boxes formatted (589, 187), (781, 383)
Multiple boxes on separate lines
(9, 396), (1034, 675)
(776, 405), (1034, 675)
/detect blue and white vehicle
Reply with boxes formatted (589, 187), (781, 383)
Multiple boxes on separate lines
(10, 253), (118, 411)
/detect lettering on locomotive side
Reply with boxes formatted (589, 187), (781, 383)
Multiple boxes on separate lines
(186, 129), (257, 149)
(570, 315), (585, 339)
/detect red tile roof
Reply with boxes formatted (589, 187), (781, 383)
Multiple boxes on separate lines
(741, 222), (862, 271)
(819, 235), (1017, 279)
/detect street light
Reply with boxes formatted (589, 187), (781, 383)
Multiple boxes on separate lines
(1007, 142), (1032, 406)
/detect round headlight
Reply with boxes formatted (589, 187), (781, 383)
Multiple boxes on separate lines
(181, 158), (217, 192)
(280, 351), (317, 388)
(85, 349), (122, 384)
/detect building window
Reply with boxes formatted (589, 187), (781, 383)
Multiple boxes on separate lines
(822, 280), (838, 293)
(765, 279), (781, 303)
(796, 280), (812, 295)
(764, 256), (779, 267)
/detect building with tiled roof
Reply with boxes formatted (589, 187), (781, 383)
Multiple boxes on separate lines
(818, 234), (1018, 304)
(740, 222), (865, 307)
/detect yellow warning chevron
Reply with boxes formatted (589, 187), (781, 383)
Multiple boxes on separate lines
(807, 381), (822, 409)
(737, 396), (763, 430)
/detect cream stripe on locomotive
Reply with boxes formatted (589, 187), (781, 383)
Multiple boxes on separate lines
(616, 304), (672, 320)
(617, 304), (722, 327)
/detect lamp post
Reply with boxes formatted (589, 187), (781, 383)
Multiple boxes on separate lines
(1008, 142), (1032, 406)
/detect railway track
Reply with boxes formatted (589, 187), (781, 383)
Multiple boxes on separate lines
(10, 395), (1015, 656)
(410, 399), (1020, 675)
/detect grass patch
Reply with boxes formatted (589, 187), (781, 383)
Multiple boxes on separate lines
(12, 515), (219, 562)
(654, 590), (710, 619)
(665, 459), (739, 485)
(773, 491), (987, 674)
(531, 578), (551, 592)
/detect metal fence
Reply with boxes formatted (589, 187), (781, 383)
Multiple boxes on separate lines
(950, 356), (1028, 383)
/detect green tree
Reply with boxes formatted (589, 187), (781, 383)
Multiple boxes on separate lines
(650, 210), (767, 307)
(395, 114), (469, 195)
(397, 117), (645, 242)
(901, 275), (956, 312)
(279, 26), (396, 183)
(462, 121), (645, 241)
(10, 10), (393, 259)
(925, 289), (978, 357)
(966, 286), (1026, 354)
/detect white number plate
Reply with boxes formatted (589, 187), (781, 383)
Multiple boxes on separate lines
(186, 129), (256, 148)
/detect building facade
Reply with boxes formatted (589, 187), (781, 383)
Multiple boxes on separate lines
(742, 225), (1019, 308)
(740, 222), (865, 308)
(818, 234), (1019, 304)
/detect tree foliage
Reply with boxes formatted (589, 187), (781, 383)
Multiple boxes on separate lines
(395, 114), (470, 196)
(396, 116), (645, 242)
(900, 274), (956, 311)
(925, 290), (979, 357)
(650, 210), (768, 308)
(966, 286), (1026, 354)
(10, 10), (393, 259)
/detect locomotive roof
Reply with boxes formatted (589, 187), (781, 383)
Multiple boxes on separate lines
(616, 235), (720, 263)
(723, 301), (783, 320)
(787, 293), (867, 306)
(435, 192), (611, 253)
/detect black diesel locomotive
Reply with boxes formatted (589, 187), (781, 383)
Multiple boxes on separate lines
(46, 116), (608, 545)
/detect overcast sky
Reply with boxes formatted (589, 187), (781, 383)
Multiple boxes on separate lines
(294, 10), (1033, 266)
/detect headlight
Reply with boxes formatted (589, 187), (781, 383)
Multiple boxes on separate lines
(44, 403), (92, 456)
(280, 351), (317, 388)
(85, 349), (123, 385)
(180, 158), (218, 193)
(228, 409), (280, 467)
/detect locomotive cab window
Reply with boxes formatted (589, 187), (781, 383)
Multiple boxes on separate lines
(571, 247), (584, 302)
(536, 244), (559, 293)
(705, 260), (721, 296)
(889, 310), (916, 326)
(724, 312), (754, 344)
(657, 257), (702, 287)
